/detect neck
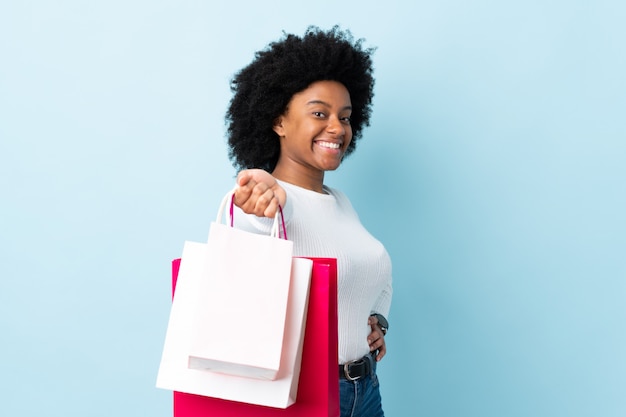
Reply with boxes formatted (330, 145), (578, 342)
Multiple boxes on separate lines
(272, 165), (325, 193)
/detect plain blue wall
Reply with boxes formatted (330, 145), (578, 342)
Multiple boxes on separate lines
(1, 1), (624, 416)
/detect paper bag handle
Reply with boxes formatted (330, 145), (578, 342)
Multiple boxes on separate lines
(215, 189), (288, 240)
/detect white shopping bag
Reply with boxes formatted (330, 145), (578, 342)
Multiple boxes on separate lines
(156, 190), (313, 408)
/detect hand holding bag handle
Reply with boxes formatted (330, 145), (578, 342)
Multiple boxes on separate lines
(216, 187), (288, 240)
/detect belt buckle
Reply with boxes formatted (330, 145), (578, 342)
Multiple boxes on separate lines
(343, 359), (362, 381)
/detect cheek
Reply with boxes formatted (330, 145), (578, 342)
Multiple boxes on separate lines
(345, 128), (354, 146)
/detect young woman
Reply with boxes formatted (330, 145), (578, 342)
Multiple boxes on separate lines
(226, 26), (392, 417)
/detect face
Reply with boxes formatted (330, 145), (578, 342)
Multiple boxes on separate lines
(272, 80), (353, 182)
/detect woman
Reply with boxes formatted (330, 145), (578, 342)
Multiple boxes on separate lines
(226, 26), (392, 417)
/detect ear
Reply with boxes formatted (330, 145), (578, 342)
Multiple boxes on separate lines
(272, 116), (285, 137)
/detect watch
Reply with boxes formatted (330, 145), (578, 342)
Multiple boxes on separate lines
(370, 313), (389, 335)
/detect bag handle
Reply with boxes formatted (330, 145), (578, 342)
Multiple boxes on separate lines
(215, 188), (288, 240)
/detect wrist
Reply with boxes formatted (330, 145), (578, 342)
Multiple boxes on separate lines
(370, 313), (388, 335)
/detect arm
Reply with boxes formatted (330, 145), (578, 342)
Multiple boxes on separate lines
(233, 169), (286, 218)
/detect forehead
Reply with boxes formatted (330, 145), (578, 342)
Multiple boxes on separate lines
(291, 80), (352, 106)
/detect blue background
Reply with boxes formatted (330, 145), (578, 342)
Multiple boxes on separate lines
(1, 1), (624, 416)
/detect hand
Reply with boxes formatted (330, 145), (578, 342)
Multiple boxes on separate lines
(234, 169), (286, 218)
(367, 315), (387, 362)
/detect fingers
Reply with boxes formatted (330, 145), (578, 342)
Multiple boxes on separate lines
(270, 184), (287, 210)
(367, 326), (387, 362)
(235, 180), (279, 217)
(234, 169), (284, 218)
(374, 343), (386, 362)
(261, 191), (280, 218)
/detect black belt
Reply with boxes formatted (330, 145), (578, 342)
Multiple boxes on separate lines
(339, 353), (374, 381)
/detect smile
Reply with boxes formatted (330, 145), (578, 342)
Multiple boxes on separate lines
(316, 141), (341, 149)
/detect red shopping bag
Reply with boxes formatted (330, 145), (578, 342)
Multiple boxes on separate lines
(170, 257), (339, 417)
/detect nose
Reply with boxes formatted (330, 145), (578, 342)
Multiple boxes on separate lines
(326, 115), (345, 136)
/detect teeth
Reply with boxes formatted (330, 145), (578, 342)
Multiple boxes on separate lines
(318, 141), (340, 149)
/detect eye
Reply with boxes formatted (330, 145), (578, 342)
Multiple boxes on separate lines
(340, 116), (351, 124)
(313, 111), (326, 118)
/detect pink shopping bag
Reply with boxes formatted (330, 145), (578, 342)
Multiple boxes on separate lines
(170, 257), (339, 417)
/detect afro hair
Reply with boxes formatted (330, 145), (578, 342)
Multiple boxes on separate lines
(225, 26), (376, 172)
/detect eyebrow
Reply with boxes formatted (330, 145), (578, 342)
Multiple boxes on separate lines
(306, 100), (352, 111)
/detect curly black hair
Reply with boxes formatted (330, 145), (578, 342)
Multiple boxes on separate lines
(226, 26), (375, 172)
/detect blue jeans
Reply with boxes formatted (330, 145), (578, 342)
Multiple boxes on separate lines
(339, 355), (385, 417)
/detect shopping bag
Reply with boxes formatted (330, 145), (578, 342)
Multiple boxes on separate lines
(188, 192), (294, 380)
(157, 191), (314, 408)
(172, 257), (340, 417)
(158, 252), (312, 408)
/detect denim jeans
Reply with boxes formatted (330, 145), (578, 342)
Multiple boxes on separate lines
(339, 354), (385, 417)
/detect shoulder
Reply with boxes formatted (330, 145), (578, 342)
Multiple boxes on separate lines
(276, 181), (356, 214)
(323, 185), (359, 214)
(324, 185), (347, 200)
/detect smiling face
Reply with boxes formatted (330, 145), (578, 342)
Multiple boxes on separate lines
(272, 80), (353, 192)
